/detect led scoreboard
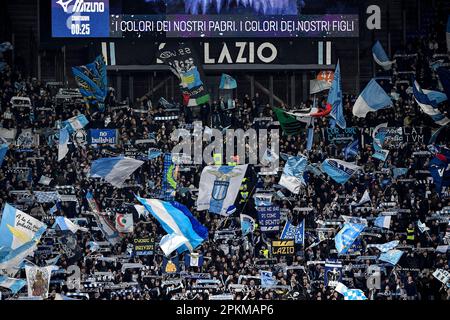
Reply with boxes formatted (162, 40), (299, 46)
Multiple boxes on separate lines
(51, 0), (359, 39)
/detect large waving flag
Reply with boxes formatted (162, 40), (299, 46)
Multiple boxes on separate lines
(372, 41), (395, 70)
(136, 197), (207, 253)
(413, 80), (450, 126)
(63, 114), (89, 134)
(353, 79), (393, 118)
(52, 217), (88, 233)
(273, 107), (303, 135)
(219, 74), (237, 90)
(335, 282), (367, 300)
(327, 61), (346, 129)
(279, 155), (308, 194)
(58, 127), (70, 162)
(90, 156), (144, 188)
(0, 239), (39, 270)
(321, 159), (362, 184)
(0, 275), (26, 294)
(0, 204), (47, 250)
(0, 144), (8, 167)
(72, 55), (108, 110)
(335, 222), (365, 255)
(379, 249), (403, 265)
(159, 233), (189, 256)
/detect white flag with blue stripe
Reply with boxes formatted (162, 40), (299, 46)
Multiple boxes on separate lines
(62, 114), (89, 134)
(0, 203), (47, 250)
(413, 80), (450, 126)
(58, 127), (70, 162)
(90, 156), (144, 188)
(136, 197), (206, 253)
(353, 79), (393, 118)
(0, 239), (39, 270)
(52, 217), (88, 233)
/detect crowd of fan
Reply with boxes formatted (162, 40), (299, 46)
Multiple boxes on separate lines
(0, 22), (450, 300)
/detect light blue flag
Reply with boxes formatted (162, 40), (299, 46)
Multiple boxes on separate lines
(0, 275), (26, 294)
(368, 240), (400, 253)
(372, 40), (395, 70)
(0, 204), (47, 250)
(219, 74), (237, 90)
(0, 237), (42, 270)
(422, 89), (447, 105)
(90, 156), (144, 188)
(379, 249), (403, 265)
(335, 223), (365, 255)
(260, 271), (277, 288)
(0, 144), (8, 167)
(353, 79), (393, 118)
(327, 61), (346, 129)
(280, 220), (305, 244)
(374, 215), (391, 229)
(344, 139), (359, 160)
(392, 167), (408, 179)
(58, 127), (70, 161)
(62, 115), (89, 134)
(135, 197), (206, 253)
(148, 148), (162, 160)
(321, 159), (362, 184)
(413, 80), (450, 126)
(335, 282), (368, 300)
(279, 155), (308, 194)
(240, 214), (256, 236)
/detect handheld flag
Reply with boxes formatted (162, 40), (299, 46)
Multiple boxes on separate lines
(372, 41), (395, 70)
(58, 127), (70, 161)
(0, 204), (47, 250)
(53, 217), (88, 233)
(335, 223), (365, 255)
(0, 275), (26, 294)
(62, 114), (89, 134)
(327, 61), (346, 129)
(240, 214), (256, 236)
(374, 215), (391, 229)
(196, 165), (248, 216)
(72, 55), (108, 110)
(219, 74), (237, 90)
(344, 139), (359, 160)
(335, 282), (367, 300)
(280, 220), (305, 244)
(379, 249), (403, 265)
(136, 197), (206, 253)
(279, 155), (308, 194)
(413, 80), (450, 126)
(273, 107), (303, 136)
(321, 159), (362, 184)
(90, 156), (144, 188)
(352, 79), (393, 118)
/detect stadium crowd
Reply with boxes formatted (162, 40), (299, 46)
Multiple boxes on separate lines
(0, 15), (449, 301)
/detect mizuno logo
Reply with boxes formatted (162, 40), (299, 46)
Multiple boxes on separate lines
(57, 0), (105, 14)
